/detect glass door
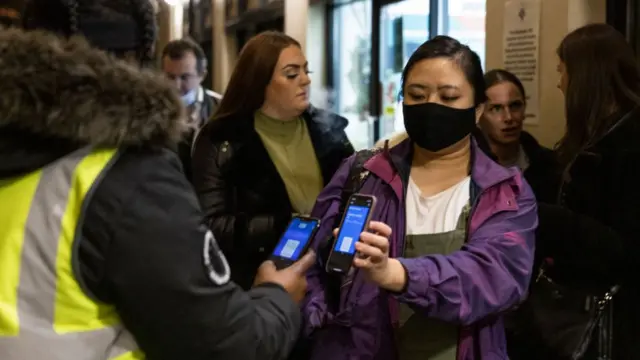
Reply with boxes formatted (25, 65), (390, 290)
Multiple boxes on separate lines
(376, 0), (431, 142)
(331, 0), (373, 150)
(438, 0), (486, 67)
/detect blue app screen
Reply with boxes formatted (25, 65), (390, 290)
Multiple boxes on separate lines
(273, 218), (318, 260)
(333, 205), (370, 255)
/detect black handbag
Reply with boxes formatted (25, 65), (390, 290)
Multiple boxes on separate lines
(512, 261), (620, 360)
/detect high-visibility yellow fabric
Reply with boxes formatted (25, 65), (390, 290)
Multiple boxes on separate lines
(0, 148), (143, 359)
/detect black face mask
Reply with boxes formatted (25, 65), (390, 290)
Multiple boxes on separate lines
(403, 102), (477, 152)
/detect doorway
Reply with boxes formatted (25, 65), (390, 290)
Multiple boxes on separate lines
(328, 0), (486, 147)
(377, 0), (431, 140)
(372, 0), (486, 143)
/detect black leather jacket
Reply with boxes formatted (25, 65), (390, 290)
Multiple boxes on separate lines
(192, 106), (355, 289)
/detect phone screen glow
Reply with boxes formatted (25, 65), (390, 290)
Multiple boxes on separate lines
(333, 205), (370, 255)
(273, 218), (318, 260)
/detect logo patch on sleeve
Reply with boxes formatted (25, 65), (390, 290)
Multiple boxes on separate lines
(203, 230), (231, 286)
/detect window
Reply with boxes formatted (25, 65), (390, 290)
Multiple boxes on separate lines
(331, 0), (373, 150)
(382, 0), (487, 141)
(439, 0), (486, 68)
(379, 0), (430, 139)
(328, 0), (487, 146)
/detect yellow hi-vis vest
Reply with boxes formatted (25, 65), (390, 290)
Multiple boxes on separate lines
(0, 146), (143, 360)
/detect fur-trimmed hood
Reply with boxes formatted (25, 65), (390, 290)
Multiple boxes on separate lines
(0, 28), (187, 177)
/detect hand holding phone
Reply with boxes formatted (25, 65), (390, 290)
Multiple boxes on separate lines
(269, 216), (321, 270)
(254, 251), (316, 303)
(325, 194), (376, 274)
(351, 221), (407, 292)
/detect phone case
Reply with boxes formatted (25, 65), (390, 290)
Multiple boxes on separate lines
(325, 194), (377, 274)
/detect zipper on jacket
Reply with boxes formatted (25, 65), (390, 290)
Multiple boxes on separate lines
(465, 183), (482, 242)
(390, 145), (494, 359)
(384, 147), (410, 258)
(462, 181), (520, 359)
(458, 184), (483, 360)
(401, 183), (409, 257)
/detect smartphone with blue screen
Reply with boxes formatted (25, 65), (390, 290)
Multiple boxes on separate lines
(269, 216), (321, 270)
(325, 194), (376, 274)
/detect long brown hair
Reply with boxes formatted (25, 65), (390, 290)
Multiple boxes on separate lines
(556, 23), (640, 167)
(214, 31), (300, 120)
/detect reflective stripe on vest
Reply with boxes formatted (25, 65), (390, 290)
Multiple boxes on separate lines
(0, 146), (143, 360)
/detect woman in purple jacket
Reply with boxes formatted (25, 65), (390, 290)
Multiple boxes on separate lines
(302, 36), (537, 360)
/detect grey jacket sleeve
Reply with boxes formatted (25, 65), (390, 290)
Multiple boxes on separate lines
(98, 150), (301, 360)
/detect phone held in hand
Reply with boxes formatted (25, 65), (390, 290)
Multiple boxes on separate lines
(269, 216), (321, 270)
(325, 194), (376, 274)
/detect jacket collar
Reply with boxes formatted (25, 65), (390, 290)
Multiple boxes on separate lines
(363, 136), (517, 199)
(520, 131), (551, 163)
(217, 105), (349, 155)
(303, 105), (349, 158)
(591, 106), (640, 153)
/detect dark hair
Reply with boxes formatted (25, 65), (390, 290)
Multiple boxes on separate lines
(162, 38), (207, 74)
(214, 31), (300, 120)
(484, 69), (526, 101)
(401, 35), (486, 106)
(22, 0), (157, 64)
(556, 23), (640, 166)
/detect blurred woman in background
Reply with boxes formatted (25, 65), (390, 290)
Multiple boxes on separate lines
(545, 23), (640, 360)
(192, 31), (354, 290)
(479, 69), (558, 202)
(510, 23), (640, 360)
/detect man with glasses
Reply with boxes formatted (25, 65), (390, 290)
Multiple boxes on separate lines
(162, 38), (221, 181)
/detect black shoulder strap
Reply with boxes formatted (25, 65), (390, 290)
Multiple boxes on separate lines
(334, 148), (381, 228)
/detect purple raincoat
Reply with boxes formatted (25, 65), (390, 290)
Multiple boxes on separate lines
(303, 138), (537, 360)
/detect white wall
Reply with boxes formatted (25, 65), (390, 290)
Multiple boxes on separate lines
(306, 2), (328, 107)
(285, 0), (310, 51)
(485, 0), (606, 148)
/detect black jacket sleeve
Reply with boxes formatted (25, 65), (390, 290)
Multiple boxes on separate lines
(103, 150), (301, 360)
(190, 123), (290, 257)
(536, 202), (624, 287)
(535, 152), (640, 288)
(604, 153), (640, 283)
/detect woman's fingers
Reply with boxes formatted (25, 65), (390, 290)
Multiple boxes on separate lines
(368, 221), (392, 238)
(359, 231), (389, 254)
(333, 222), (391, 240)
(353, 256), (369, 268)
(354, 241), (385, 262)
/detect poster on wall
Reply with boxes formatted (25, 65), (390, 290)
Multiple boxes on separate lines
(503, 0), (541, 125)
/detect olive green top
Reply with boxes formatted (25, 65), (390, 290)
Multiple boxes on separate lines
(254, 111), (323, 215)
(395, 204), (471, 360)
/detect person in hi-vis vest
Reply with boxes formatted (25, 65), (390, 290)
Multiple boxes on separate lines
(0, 1), (315, 359)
